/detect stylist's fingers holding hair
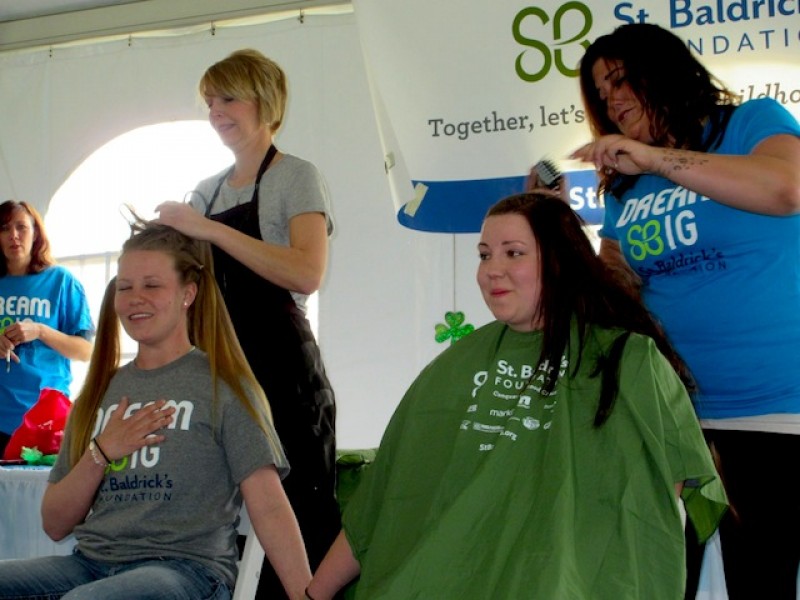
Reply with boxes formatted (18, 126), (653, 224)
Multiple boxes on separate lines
(155, 201), (216, 241)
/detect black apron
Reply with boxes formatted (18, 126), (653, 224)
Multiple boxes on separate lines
(205, 146), (340, 591)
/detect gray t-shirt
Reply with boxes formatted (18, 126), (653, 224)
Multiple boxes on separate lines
(189, 154), (334, 313)
(51, 349), (288, 588)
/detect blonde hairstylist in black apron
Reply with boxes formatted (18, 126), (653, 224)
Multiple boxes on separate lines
(157, 49), (339, 599)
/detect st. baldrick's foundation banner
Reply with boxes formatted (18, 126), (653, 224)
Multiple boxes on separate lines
(352, 0), (800, 232)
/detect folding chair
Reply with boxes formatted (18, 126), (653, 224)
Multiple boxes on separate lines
(232, 505), (265, 600)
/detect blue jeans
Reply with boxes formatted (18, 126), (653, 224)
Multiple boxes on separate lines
(0, 550), (232, 600)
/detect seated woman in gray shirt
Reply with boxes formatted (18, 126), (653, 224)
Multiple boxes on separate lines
(0, 220), (310, 600)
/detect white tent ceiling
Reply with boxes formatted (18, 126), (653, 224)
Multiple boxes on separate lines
(0, 0), (139, 21)
(0, 0), (348, 52)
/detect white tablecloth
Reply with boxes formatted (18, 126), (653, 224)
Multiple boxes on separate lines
(0, 466), (76, 560)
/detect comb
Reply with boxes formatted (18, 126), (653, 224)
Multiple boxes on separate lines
(532, 159), (562, 189)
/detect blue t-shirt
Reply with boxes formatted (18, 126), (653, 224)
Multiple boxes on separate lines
(600, 98), (800, 419)
(0, 266), (94, 434)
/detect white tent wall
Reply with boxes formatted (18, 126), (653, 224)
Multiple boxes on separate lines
(0, 12), (491, 448)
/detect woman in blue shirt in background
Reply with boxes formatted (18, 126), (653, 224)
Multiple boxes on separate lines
(0, 200), (93, 457)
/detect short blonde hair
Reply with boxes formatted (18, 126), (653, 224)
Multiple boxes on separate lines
(199, 48), (287, 131)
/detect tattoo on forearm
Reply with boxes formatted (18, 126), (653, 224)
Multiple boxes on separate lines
(663, 150), (709, 172)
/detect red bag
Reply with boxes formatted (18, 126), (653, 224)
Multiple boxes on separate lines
(2, 387), (72, 460)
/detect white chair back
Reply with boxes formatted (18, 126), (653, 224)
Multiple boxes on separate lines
(232, 505), (266, 600)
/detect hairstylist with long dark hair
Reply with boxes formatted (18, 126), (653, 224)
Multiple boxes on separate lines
(571, 23), (800, 599)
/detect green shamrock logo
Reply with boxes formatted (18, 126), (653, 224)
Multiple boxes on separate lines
(435, 311), (475, 345)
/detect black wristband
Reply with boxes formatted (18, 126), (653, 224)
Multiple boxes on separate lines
(92, 437), (111, 464)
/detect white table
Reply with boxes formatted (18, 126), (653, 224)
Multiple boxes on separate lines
(0, 466), (76, 560)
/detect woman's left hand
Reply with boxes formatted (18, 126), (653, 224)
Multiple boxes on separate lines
(3, 321), (41, 345)
(154, 201), (215, 241)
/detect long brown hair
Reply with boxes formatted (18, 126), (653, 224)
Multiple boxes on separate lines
(68, 220), (278, 466)
(486, 193), (693, 425)
(0, 200), (54, 275)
